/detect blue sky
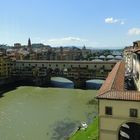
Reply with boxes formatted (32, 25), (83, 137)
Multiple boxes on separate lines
(0, 0), (140, 48)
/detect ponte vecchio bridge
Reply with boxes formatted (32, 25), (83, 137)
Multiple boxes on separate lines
(12, 60), (118, 88)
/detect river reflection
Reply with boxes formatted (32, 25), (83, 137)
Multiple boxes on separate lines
(0, 86), (97, 140)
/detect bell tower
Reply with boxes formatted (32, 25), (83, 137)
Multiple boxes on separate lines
(28, 38), (32, 52)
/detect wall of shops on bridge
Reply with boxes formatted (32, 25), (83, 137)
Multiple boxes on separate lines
(12, 60), (116, 74)
(10, 60), (117, 88)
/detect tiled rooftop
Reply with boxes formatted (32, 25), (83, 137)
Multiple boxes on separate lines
(97, 91), (140, 101)
(133, 48), (140, 53)
(96, 60), (140, 101)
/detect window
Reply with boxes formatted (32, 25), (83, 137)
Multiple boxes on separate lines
(130, 108), (138, 117)
(94, 65), (97, 68)
(105, 106), (112, 115)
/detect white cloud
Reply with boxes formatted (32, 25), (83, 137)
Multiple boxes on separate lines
(128, 28), (140, 35)
(105, 17), (125, 25)
(105, 17), (118, 24)
(46, 37), (88, 46)
(32, 36), (99, 48)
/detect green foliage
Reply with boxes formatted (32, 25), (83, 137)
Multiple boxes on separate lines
(69, 117), (98, 140)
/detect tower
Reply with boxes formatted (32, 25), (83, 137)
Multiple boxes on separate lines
(28, 38), (32, 52)
(28, 38), (32, 48)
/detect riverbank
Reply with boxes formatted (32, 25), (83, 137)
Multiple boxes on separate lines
(69, 117), (98, 140)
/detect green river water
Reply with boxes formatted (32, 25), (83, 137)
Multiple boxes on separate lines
(0, 86), (98, 140)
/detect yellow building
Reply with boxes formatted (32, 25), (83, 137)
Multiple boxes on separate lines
(0, 55), (11, 78)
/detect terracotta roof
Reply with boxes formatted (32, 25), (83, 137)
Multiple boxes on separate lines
(96, 60), (140, 101)
(133, 48), (140, 53)
(97, 91), (140, 101)
(98, 61), (125, 95)
(124, 45), (140, 53)
(124, 46), (133, 52)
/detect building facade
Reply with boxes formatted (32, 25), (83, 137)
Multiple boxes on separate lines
(132, 41), (140, 91)
(0, 55), (11, 78)
(97, 41), (140, 140)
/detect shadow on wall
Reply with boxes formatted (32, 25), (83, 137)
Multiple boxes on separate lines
(0, 84), (17, 98)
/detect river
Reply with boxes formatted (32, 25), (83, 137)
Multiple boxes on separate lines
(0, 86), (98, 140)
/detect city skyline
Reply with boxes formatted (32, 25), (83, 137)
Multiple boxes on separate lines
(0, 0), (140, 48)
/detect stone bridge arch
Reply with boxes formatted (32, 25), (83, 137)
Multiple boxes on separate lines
(47, 67), (106, 88)
(50, 76), (74, 88)
(50, 75), (86, 89)
(50, 76), (105, 89)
